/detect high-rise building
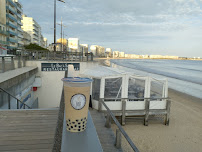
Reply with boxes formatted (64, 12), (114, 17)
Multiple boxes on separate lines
(5, 0), (23, 50)
(22, 31), (31, 46)
(43, 38), (48, 48)
(22, 15), (42, 46)
(90, 45), (105, 57)
(0, 0), (8, 54)
(13, 0), (23, 49)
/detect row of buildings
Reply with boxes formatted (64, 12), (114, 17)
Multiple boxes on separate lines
(47, 37), (180, 60)
(0, 0), (47, 54)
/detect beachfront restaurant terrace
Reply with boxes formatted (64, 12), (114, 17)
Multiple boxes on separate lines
(80, 66), (171, 125)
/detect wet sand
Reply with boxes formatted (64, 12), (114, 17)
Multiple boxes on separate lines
(112, 88), (202, 152)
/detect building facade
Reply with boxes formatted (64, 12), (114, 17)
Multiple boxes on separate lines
(22, 15), (42, 46)
(0, 0), (8, 54)
(105, 48), (112, 58)
(14, 0), (23, 49)
(43, 38), (48, 48)
(5, 0), (23, 50)
(22, 31), (31, 46)
(90, 45), (105, 57)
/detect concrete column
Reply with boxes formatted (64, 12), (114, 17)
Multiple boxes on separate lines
(11, 57), (15, 70)
(23, 56), (26, 67)
(1, 57), (6, 73)
(18, 56), (22, 68)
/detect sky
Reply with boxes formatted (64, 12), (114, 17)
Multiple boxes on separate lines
(20, 0), (202, 57)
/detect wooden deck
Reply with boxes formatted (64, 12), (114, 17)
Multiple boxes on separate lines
(90, 108), (122, 152)
(0, 109), (58, 152)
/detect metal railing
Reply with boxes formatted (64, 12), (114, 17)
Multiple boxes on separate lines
(22, 51), (94, 62)
(99, 97), (171, 126)
(99, 98), (139, 152)
(0, 87), (31, 109)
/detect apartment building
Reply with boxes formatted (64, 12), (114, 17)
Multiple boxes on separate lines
(43, 38), (48, 48)
(90, 45), (105, 57)
(14, 0), (23, 49)
(22, 31), (31, 46)
(5, 0), (23, 50)
(22, 15), (42, 46)
(0, 0), (8, 54)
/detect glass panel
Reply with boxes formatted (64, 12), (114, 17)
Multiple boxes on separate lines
(104, 77), (122, 100)
(92, 78), (101, 101)
(150, 80), (164, 98)
(128, 78), (145, 100)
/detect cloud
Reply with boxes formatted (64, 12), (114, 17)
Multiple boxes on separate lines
(20, 0), (202, 57)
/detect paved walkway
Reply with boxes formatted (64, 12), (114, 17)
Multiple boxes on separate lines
(0, 109), (58, 152)
(90, 108), (122, 152)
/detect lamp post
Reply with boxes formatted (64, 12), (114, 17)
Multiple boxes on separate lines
(54, 0), (65, 58)
(57, 18), (67, 52)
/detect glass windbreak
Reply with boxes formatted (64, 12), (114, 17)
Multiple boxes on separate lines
(128, 78), (145, 100)
(150, 80), (164, 99)
(104, 77), (122, 100)
(92, 78), (101, 101)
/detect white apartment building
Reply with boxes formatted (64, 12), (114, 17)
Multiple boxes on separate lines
(90, 45), (105, 57)
(22, 15), (42, 46)
(106, 48), (112, 57)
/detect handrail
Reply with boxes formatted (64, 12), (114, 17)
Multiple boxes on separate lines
(100, 98), (139, 152)
(0, 87), (31, 109)
(103, 97), (170, 101)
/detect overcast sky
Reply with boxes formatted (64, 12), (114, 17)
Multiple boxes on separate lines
(20, 0), (202, 57)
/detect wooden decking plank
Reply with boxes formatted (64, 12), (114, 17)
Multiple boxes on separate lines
(7, 149), (51, 152)
(0, 139), (54, 146)
(0, 109), (58, 151)
(0, 144), (53, 151)
(90, 108), (122, 152)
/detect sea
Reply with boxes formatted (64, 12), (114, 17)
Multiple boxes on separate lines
(110, 59), (202, 99)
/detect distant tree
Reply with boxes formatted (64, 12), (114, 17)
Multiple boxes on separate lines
(24, 43), (48, 51)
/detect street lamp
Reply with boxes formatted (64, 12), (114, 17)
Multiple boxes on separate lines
(57, 17), (67, 52)
(54, 0), (65, 58)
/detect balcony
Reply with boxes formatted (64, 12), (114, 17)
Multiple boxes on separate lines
(16, 6), (23, 13)
(17, 20), (23, 26)
(17, 13), (22, 20)
(8, 30), (18, 36)
(6, 14), (17, 22)
(18, 33), (23, 39)
(7, 22), (17, 29)
(7, 37), (18, 43)
(6, 6), (17, 15)
(18, 40), (24, 45)
(0, 29), (8, 36)
(7, 45), (17, 50)
(7, 0), (17, 7)
(0, 40), (9, 46)
(17, 27), (23, 32)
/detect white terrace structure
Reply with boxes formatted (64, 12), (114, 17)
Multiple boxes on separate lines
(80, 66), (170, 125)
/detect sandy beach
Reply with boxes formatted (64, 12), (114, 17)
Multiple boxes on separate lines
(112, 89), (202, 152)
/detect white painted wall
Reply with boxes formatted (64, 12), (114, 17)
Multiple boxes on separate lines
(26, 61), (98, 108)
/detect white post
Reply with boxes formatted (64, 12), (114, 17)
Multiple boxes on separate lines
(99, 78), (105, 111)
(121, 74), (129, 98)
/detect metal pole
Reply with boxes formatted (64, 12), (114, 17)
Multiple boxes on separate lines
(17, 100), (19, 109)
(2, 57), (5, 73)
(61, 17), (63, 52)
(54, 0), (56, 59)
(8, 94), (10, 109)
